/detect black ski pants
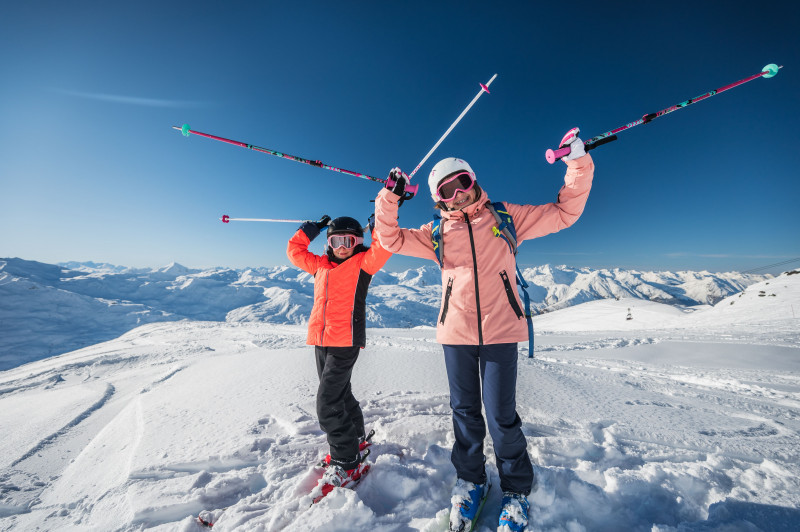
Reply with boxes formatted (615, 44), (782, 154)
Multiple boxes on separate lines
(315, 345), (365, 470)
(443, 343), (534, 494)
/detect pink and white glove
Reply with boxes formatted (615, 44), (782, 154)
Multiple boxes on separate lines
(558, 127), (585, 161)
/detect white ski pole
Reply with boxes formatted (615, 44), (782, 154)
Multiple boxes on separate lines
(220, 215), (305, 224)
(407, 73), (497, 179)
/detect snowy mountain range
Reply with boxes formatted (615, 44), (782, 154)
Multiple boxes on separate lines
(0, 257), (769, 370)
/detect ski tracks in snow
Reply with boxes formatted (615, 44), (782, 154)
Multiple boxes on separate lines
(10, 383), (116, 467)
(0, 321), (297, 528)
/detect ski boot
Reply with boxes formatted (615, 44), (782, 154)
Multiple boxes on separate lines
(498, 491), (529, 532)
(449, 478), (490, 532)
(310, 452), (371, 504)
(318, 428), (374, 468)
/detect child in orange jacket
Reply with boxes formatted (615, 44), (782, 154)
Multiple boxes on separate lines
(286, 214), (391, 501)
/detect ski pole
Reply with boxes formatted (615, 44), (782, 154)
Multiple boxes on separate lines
(406, 74), (497, 179)
(220, 214), (374, 233)
(545, 63), (782, 164)
(220, 215), (304, 223)
(175, 74), (496, 192)
(172, 125), (421, 194)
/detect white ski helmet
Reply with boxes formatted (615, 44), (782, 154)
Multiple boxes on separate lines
(428, 157), (476, 201)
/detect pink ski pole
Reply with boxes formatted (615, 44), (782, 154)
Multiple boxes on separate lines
(177, 75), (496, 194)
(545, 63), (782, 164)
(173, 125), (420, 195)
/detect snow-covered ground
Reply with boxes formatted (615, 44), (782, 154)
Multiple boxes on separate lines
(0, 272), (798, 531)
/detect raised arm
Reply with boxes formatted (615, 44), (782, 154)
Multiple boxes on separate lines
(508, 141), (595, 241)
(286, 216), (330, 274)
(373, 183), (438, 262)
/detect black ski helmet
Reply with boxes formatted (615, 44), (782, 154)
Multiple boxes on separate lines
(327, 216), (364, 238)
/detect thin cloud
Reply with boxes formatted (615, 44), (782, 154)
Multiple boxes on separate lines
(54, 88), (206, 108)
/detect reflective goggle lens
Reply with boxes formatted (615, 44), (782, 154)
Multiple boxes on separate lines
(328, 234), (363, 249)
(436, 172), (475, 201)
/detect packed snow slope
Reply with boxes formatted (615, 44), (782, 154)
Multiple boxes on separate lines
(0, 271), (798, 531)
(0, 258), (767, 370)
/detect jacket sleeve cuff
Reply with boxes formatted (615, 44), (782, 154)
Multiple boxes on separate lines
(378, 188), (401, 204)
(565, 152), (593, 170)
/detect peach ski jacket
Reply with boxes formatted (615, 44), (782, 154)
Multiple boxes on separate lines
(373, 154), (594, 345)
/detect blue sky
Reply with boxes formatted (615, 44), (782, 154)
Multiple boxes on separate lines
(1, 1), (798, 274)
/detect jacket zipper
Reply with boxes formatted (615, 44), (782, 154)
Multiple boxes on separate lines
(464, 212), (483, 345)
(500, 270), (524, 319)
(440, 277), (454, 324)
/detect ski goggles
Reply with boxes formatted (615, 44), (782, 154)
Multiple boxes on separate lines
(435, 171), (476, 202)
(327, 234), (363, 250)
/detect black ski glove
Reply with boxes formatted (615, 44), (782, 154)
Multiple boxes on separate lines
(385, 167), (416, 207)
(299, 214), (331, 241)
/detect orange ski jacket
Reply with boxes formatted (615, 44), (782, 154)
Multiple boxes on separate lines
(287, 229), (392, 348)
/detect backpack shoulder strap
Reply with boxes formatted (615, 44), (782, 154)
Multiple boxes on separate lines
(486, 201), (518, 255)
(431, 213), (444, 268)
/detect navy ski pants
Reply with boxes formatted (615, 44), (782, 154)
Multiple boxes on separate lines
(443, 343), (534, 494)
(315, 346), (366, 470)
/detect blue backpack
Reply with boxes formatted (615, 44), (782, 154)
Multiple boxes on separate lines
(431, 202), (535, 357)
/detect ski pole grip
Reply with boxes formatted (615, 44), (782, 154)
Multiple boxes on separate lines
(545, 134), (619, 164)
(545, 146), (571, 164)
(386, 177), (419, 195)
